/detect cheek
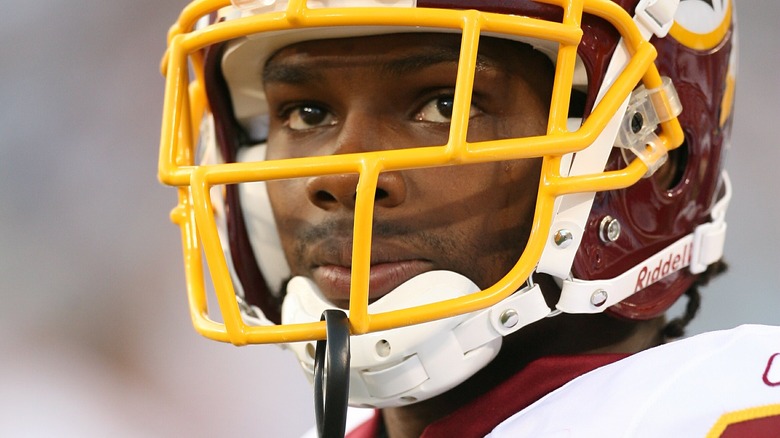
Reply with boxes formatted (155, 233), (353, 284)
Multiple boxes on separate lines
(406, 160), (539, 287)
(266, 181), (287, 222)
(450, 160), (539, 216)
(496, 160), (542, 234)
(461, 160), (541, 285)
(266, 180), (303, 261)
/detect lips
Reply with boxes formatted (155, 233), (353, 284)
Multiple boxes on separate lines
(311, 256), (434, 309)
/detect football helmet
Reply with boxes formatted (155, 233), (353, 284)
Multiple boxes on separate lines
(159, 0), (735, 412)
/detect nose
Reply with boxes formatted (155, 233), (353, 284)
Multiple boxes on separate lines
(306, 113), (408, 211)
(306, 171), (407, 211)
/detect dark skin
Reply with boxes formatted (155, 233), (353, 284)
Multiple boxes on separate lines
(260, 33), (664, 438)
(263, 33), (548, 307)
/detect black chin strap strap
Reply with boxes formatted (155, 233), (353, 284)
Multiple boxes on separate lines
(315, 310), (351, 438)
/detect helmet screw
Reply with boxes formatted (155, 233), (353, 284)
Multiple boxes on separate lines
(553, 229), (574, 248)
(590, 289), (609, 307)
(499, 309), (519, 329)
(599, 216), (621, 243)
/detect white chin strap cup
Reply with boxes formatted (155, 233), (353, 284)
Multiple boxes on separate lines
(281, 270), (551, 408)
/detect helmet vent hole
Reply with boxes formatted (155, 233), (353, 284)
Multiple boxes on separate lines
(631, 112), (644, 133)
(661, 138), (689, 192)
(375, 339), (391, 358)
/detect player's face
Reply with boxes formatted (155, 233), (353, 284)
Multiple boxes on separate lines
(263, 33), (553, 309)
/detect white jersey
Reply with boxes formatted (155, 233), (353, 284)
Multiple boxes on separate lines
(488, 325), (780, 437)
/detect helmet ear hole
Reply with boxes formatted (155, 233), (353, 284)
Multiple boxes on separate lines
(658, 137), (689, 192)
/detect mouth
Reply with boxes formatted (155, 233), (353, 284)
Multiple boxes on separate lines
(311, 259), (434, 309)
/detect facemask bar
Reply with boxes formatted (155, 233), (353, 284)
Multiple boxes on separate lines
(159, 0), (684, 345)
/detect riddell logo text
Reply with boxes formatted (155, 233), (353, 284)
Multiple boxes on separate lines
(634, 242), (693, 292)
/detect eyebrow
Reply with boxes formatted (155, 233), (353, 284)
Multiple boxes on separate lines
(262, 45), (496, 85)
(379, 47), (462, 76)
(262, 62), (321, 85)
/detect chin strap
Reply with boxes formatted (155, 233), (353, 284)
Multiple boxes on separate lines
(315, 310), (351, 438)
(556, 171), (730, 313)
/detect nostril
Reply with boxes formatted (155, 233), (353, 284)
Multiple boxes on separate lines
(306, 175), (360, 210)
(306, 173), (404, 210)
(314, 190), (337, 204)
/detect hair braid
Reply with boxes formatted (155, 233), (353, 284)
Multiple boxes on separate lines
(663, 259), (728, 340)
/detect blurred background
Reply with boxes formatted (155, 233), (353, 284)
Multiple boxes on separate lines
(1, 1), (777, 437)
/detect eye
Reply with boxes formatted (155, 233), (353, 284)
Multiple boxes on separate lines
(414, 95), (479, 123)
(282, 104), (337, 131)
